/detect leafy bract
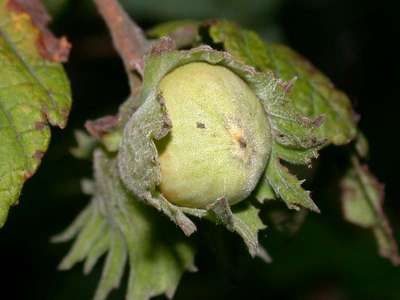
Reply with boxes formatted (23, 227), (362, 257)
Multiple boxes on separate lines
(151, 19), (357, 146)
(341, 157), (400, 265)
(150, 21), (327, 212)
(117, 46), (322, 254)
(206, 21), (399, 264)
(0, 0), (71, 227)
(209, 198), (267, 257)
(206, 20), (357, 211)
(55, 150), (196, 300)
(265, 151), (319, 212)
(209, 20), (357, 146)
(55, 15), (398, 300)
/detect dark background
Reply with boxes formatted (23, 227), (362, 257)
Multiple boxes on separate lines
(1, 0), (400, 299)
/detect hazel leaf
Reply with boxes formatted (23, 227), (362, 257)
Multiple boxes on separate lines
(0, 0), (71, 227)
(340, 157), (400, 266)
(209, 21), (271, 71)
(209, 20), (357, 146)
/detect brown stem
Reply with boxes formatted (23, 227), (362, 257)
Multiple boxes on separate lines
(94, 0), (147, 76)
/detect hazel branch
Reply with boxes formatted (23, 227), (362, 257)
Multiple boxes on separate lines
(94, 0), (147, 76)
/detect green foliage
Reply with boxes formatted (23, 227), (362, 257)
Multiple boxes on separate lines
(0, 0), (71, 227)
(209, 21), (357, 146)
(209, 198), (267, 257)
(0, 1), (396, 298)
(341, 157), (400, 265)
(148, 19), (358, 215)
(55, 150), (196, 300)
(265, 152), (319, 212)
(118, 46), (323, 244)
(56, 16), (398, 300)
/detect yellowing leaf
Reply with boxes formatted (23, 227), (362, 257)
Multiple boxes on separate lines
(0, 0), (71, 226)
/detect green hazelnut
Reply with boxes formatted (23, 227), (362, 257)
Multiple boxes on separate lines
(156, 62), (272, 209)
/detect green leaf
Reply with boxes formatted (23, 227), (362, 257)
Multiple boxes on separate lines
(55, 150), (197, 300)
(210, 21), (272, 71)
(95, 150), (197, 300)
(0, 0), (71, 227)
(341, 157), (400, 265)
(209, 20), (357, 146)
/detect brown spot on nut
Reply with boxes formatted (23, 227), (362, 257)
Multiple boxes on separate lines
(238, 137), (247, 149)
(196, 122), (205, 129)
(229, 127), (247, 149)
